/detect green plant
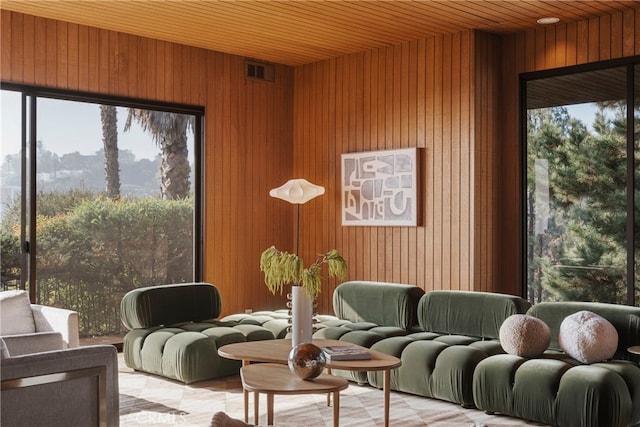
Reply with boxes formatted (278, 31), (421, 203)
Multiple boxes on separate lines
(260, 246), (347, 299)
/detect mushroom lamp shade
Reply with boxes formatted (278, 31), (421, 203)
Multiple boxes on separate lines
(269, 179), (325, 205)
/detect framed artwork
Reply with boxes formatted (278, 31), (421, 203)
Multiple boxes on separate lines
(341, 147), (418, 226)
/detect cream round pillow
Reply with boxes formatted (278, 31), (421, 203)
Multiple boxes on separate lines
(558, 311), (618, 364)
(499, 314), (551, 358)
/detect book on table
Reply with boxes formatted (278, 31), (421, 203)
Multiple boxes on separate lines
(322, 344), (371, 361)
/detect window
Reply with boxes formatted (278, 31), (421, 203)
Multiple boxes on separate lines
(0, 85), (203, 339)
(523, 59), (639, 306)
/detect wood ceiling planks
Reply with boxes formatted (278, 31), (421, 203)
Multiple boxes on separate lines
(1, 1), (639, 65)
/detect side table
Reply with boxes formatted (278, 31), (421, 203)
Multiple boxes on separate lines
(628, 346), (640, 356)
(240, 363), (348, 427)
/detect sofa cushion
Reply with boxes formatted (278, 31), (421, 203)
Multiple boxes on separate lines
(121, 283), (222, 329)
(332, 281), (424, 330)
(499, 314), (550, 358)
(418, 291), (531, 339)
(559, 310), (618, 364)
(0, 290), (36, 335)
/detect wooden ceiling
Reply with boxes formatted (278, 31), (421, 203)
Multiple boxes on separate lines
(2, 1), (639, 66)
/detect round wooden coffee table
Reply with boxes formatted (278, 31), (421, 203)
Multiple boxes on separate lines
(240, 363), (348, 427)
(219, 338), (401, 427)
(628, 346), (640, 356)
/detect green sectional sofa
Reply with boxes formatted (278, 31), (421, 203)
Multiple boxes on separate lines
(473, 302), (640, 427)
(121, 281), (640, 427)
(121, 283), (275, 383)
(312, 283), (531, 407)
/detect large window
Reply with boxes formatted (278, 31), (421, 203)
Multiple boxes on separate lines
(523, 60), (639, 306)
(0, 85), (203, 338)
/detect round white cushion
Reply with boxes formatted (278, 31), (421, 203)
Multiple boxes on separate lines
(558, 310), (618, 364)
(499, 314), (550, 358)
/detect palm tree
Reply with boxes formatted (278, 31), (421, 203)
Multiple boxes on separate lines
(100, 105), (120, 200)
(124, 110), (192, 200)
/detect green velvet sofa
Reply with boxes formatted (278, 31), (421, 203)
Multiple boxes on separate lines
(312, 283), (531, 407)
(121, 283), (276, 383)
(473, 302), (640, 427)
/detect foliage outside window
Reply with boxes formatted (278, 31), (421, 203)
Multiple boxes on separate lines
(524, 64), (639, 306)
(0, 90), (201, 337)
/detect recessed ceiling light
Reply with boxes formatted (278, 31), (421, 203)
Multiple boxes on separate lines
(537, 17), (560, 25)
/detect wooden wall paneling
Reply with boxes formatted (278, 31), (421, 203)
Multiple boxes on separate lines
(588, 17), (600, 62)
(33, 16), (46, 87)
(636, 9), (640, 54)
(441, 34), (453, 291)
(56, 18), (68, 89)
(424, 36), (435, 291)
(612, 12), (623, 58)
(77, 24), (89, 91)
(407, 39), (418, 286)
(361, 50), (373, 286)
(416, 38), (427, 289)
(535, 26), (546, 70)
(577, 20), (589, 64)
(376, 48), (387, 282)
(622, 10), (635, 57)
(555, 24), (567, 69)
(459, 30), (471, 292)
(497, 31), (521, 295)
(21, 14), (34, 84)
(205, 52), (222, 300)
(600, 13), (612, 61)
(108, 30), (120, 94)
(45, 18), (57, 87)
(392, 44), (402, 284)
(566, 22), (577, 66)
(450, 32), (461, 291)
(432, 35), (443, 290)
(1, 12), (11, 80)
(68, 23), (79, 90)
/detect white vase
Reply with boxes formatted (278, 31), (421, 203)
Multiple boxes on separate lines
(291, 285), (313, 347)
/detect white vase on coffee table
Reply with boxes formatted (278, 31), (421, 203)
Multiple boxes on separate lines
(291, 285), (313, 347)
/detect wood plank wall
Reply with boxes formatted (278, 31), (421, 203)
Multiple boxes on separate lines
(497, 8), (640, 291)
(0, 10), (295, 316)
(292, 8), (640, 310)
(292, 32), (489, 312)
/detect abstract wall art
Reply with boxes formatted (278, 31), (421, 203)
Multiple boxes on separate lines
(341, 147), (418, 226)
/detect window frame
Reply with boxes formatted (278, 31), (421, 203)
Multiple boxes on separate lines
(1, 82), (205, 301)
(519, 56), (640, 306)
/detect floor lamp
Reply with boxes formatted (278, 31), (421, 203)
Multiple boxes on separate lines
(269, 178), (325, 346)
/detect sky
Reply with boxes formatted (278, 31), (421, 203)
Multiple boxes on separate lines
(1, 91), (163, 161)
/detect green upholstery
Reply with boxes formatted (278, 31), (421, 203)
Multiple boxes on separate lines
(121, 283), (275, 383)
(418, 290), (532, 339)
(473, 302), (640, 427)
(367, 290), (530, 407)
(121, 282), (221, 329)
(333, 281), (424, 330)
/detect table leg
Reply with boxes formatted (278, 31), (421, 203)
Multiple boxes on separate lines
(243, 389), (249, 423)
(267, 393), (274, 425)
(332, 391), (340, 427)
(326, 368), (332, 406)
(253, 391), (259, 425)
(383, 368), (390, 427)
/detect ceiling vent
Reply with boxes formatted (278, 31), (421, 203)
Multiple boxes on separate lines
(246, 60), (274, 82)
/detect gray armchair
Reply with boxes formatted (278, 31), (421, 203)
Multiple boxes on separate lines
(0, 290), (79, 356)
(1, 343), (119, 427)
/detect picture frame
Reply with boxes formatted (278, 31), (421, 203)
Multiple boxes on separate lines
(341, 147), (418, 226)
